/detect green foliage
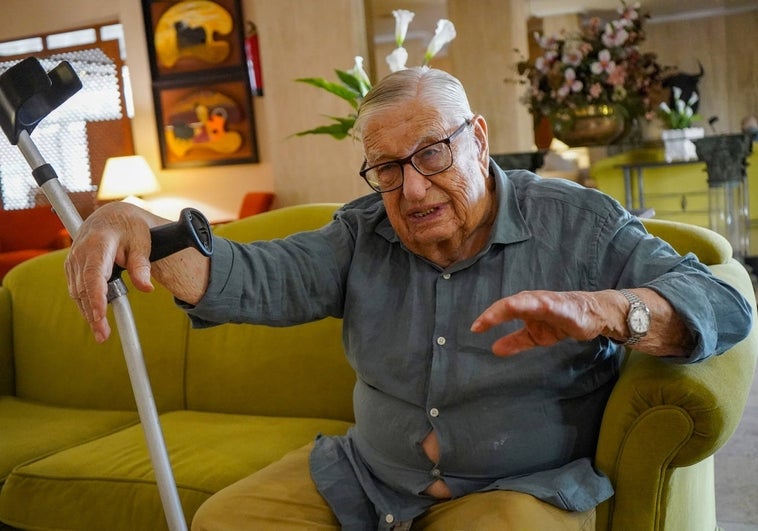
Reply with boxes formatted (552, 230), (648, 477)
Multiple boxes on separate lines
(295, 69), (365, 139)
(293, 116), (356, 140)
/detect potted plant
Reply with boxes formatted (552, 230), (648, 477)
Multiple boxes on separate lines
(514, 1), (669, 147)
(658, 86), (704, 162)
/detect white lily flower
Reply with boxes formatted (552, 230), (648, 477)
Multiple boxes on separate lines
(659, 102), (671, 113)
(676, 98), (685, 114)
(348, 56), (372, 96)
(392, 9), (415, 48)
(688, 91), (699, 107)
(424, 19), (456, 64)
(386, 46), (409, 72)
(672, 85), (682, 101)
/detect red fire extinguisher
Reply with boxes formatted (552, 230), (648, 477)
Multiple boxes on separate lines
(245, 21), (264, 96)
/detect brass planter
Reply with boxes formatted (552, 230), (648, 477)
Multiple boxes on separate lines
(550, 104), (627, 147)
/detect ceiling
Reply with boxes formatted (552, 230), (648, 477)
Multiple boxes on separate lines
(527, 0), (758, 18)
(370, 0), (758, 28)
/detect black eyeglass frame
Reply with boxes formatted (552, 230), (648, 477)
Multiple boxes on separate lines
(359, 118), (474, 193)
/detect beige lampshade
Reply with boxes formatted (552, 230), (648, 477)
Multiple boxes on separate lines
(98, 155), (160, 200)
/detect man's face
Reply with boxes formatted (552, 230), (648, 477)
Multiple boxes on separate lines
(361, 103), (494, 267)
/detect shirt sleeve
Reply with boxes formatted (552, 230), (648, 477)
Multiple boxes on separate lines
(181, 219), (355, 329)
(595, 210), (753, 363)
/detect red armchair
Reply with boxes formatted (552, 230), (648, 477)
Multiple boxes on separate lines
(0, 206), (71, 282)
(238, 192), (274, 219)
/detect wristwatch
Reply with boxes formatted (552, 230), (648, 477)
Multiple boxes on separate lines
(619, 289), (650, 346)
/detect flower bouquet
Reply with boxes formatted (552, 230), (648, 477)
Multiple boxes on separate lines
(295, 9), (456, 140)
(514, 1), (669, 146)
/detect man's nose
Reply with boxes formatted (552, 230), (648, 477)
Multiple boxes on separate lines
(402, 163), (431, 199)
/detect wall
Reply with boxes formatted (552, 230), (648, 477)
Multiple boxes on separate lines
(0, 0), (370, 220)
(644, 8), (758, 135)
(1, 1), (754, 217)
(447, 0), (533, 155)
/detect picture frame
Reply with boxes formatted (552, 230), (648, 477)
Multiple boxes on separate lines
(153, 74), (258, 168)
(142, 0), (246, 81)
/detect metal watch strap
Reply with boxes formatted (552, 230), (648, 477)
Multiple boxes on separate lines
(619, 289), (647, 346)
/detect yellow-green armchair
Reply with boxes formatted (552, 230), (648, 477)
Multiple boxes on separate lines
(595, 218), (758, 531)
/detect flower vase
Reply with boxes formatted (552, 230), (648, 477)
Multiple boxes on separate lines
(661, 127), (705, 162)
(550, 104), (627, 147)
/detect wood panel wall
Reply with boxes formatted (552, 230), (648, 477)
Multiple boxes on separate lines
(643, 10), (758, 135)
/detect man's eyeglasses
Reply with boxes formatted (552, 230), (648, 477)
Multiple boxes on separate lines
(359, 118), (473, 193)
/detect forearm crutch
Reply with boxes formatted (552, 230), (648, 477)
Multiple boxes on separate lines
(0, 57), (213, 531)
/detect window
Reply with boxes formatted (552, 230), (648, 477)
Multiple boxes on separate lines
(0, 23), (134, 216)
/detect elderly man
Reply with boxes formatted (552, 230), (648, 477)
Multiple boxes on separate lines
(66, 68), (751, 530)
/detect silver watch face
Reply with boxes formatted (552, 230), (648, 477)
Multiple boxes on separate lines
(629, 305), (650, 334)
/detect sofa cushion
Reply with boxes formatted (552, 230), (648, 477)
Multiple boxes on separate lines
(0, 410), (353, 531)
(3, 250), (189, 411)
(186, 317), (356, 421)
(0, 396), (138, 482)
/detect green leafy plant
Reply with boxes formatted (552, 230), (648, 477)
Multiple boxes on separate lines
(295, 10), (456, 140)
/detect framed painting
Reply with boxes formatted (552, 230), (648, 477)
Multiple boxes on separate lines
(142, 0), (246, 80)
(153, 74), (258, 168)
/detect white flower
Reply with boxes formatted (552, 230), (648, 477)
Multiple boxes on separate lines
(348, 56), (372, 96)
(424, 19), (456, 64)
(386, 47), (409, 73)
(392, 9), (415, 48)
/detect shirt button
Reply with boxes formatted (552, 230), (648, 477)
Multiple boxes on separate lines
(442, 273), (451, 280)
(385, 514), (395, 524)
(431, 467), (441, 478)
(430, 407), (440, 417)
(436, 336), (446, 346)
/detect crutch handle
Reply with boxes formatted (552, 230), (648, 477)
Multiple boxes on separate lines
(109, 208), (213, 284)
(149, 207), (213, 262)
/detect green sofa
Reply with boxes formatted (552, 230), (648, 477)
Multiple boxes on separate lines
(0, 204), (755, 530)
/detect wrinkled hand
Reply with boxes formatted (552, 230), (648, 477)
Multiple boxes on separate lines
(470, 290), (623, 356)
(64, 202), (160, 343)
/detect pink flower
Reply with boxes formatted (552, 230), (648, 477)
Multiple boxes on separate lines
(618, 2), (640, 22)
(557, 68), (583, 98)
(607, 64), (627, 86)
(561, 40), (584, 66)
(602, 22), (630, 47)
(535, 50), (558, 73)
(589, 83), (604, 99)
(535, 32), (557, 50)
(591, 49), (615, 75)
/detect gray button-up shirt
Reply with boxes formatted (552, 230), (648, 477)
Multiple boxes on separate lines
(186, 162), (752, 530)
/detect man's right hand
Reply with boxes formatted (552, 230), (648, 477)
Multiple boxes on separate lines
(64, 202), (160, 342)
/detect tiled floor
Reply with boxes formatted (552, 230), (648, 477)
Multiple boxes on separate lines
(715, 373), (758, 529)
(714, 281), (758, 530)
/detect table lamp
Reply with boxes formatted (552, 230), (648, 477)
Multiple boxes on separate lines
(97, 155), (160, 209)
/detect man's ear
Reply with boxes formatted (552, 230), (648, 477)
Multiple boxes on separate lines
(472, 115), (489, 167)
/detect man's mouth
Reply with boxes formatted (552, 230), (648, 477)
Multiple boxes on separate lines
(412, 206), (439, 218)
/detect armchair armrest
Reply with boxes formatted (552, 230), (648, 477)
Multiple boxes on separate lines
(0, 286), (13, 395)
(594, 260), (758, 531)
